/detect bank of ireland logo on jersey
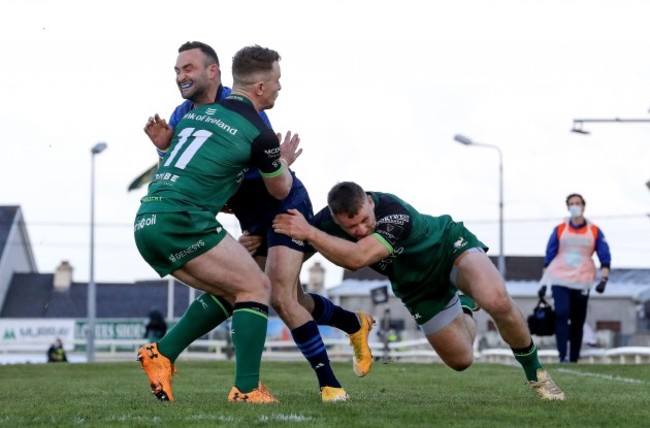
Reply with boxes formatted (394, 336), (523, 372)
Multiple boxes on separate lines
(203, 109), (238, 135)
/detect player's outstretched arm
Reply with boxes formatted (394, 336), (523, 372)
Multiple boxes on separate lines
(273, 209), (389, 270)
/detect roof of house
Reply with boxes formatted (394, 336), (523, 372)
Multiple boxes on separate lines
(0, 273), (192, 319)
(0, 273), (284, 319)
(0, 205), (37, 273)
(0, 206), (19, 261)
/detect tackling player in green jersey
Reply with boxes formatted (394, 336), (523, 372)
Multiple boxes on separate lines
(273, 181), (566, 401)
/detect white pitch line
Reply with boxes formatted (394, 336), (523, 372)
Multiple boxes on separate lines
(557, 368), (645, 384)
(258, 413), (314, 423)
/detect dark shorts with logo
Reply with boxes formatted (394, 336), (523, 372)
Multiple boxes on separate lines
(227, 173), (314, 256)
(134, 210), (227, 277)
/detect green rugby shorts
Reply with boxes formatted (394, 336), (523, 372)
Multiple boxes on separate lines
(402, 221), (487, 326)
(134, 210), (227, 277)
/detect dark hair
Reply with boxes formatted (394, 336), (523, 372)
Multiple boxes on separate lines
(327, 181), (367, 217)
(565, 193), (586, 206)
(178, 41), (220, 66)
(232, 45), (280, 85)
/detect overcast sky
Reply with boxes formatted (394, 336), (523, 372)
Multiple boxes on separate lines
(1, 0), (649, 288)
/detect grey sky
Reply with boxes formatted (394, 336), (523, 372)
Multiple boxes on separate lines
(1, 0), (648, 287)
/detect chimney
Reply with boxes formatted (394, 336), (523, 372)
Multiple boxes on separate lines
(307, 262), (325, 294)
(53, 260), (73, 291)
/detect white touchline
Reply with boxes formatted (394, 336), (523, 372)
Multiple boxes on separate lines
(557, 368), (645, 384)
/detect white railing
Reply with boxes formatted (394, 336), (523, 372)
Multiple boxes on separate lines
(2, 338), (649, 364)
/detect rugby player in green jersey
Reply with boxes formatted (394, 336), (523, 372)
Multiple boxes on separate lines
(272, 181), (566, 401)
(138, 42), (368, 404)
(134, 45), (299, 404)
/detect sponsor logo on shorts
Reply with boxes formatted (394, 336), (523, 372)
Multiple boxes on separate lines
(169, 239), (205, 263)
(454, 237), (467, 249)
(291, 238), (305, 247)
(134, 214), (157, 231)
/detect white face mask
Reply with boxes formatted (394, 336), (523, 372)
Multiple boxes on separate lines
(568, 205), (583, 218)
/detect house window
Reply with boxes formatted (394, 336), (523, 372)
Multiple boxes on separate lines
(596, 320), (621, 333)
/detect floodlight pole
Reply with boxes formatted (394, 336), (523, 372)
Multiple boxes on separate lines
(453, 134), (505, 277)
(571, 115), (650, 192)
(88, 142), (107, 362)
(571, 118), (650, 134)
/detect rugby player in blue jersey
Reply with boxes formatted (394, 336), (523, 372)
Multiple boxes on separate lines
(135, 45), (299, 404)
(139, 42), (373, 403)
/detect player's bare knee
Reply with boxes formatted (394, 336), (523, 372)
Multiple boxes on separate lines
(448, 353), (474, 371)
(259, 274), (272, 292)
(481, 290), (512, 318)
(270, 294), (301, 318)
(270, 294), (287, 313)
(243, 274), (272, 303)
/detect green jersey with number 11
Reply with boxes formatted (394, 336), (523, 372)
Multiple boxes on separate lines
(138, 95), (283, 216)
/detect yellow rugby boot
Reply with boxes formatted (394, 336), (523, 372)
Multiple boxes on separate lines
(347, 311), (375, 377)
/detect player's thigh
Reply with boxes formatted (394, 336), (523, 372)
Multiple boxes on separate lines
(425, 314), (474, 367)
(455, 251), (509, 313)
(182, 233), (269, 295)
(415, 294), (474, 367)
(266, 245), (304, 297)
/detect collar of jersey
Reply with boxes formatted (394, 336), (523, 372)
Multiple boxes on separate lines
(225, 94), (255, 108)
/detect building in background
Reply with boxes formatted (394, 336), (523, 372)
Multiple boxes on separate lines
(1, 205), (649, 355)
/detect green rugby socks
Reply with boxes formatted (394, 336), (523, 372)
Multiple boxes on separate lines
(157, 293), (232, 362)
(512, 341), (543, 381)
(231, 302), (269, 393)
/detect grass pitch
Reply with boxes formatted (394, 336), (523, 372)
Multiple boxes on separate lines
(1, 360), (648, 427)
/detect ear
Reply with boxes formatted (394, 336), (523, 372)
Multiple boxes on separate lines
(254, 81), (265, 96)
(208, 63), (220, 79)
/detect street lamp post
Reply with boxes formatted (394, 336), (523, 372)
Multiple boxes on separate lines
(571, 117), (650, 134)
(571, 114), (650, 197)
(453, 134), (505, 277)
(88, 142), (107, 362)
